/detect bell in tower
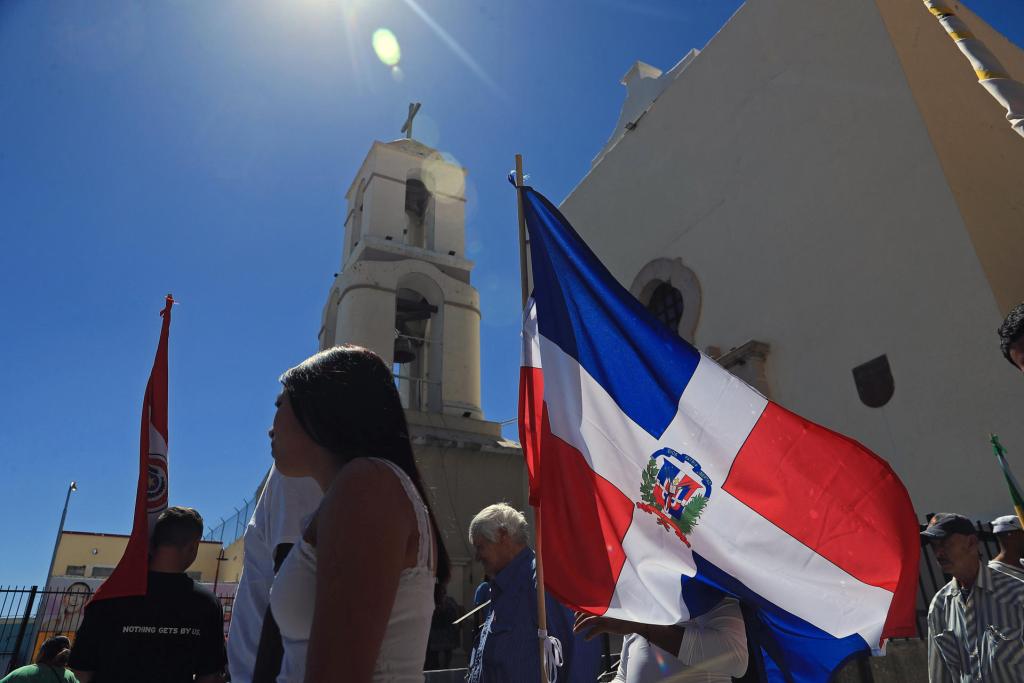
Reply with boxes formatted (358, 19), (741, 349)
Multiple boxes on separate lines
(393, 292), (439, 411)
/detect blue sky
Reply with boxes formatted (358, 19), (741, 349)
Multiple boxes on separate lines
(1, 0), (1022, 588)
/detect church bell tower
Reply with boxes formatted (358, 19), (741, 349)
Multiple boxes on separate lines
(319, 121), (482, 420)
(317, 108), (527, 653)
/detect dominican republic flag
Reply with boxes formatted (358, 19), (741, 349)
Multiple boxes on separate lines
(516, 185), (918, 682)
(93, 295), (173, 602)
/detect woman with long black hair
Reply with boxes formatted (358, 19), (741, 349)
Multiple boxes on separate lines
(268, 345), (450, 683)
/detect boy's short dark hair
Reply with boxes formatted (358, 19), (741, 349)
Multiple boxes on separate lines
(151, 506), (204, 549)
(998, 302), (1024, 366)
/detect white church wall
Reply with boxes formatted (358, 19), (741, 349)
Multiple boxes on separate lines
(560, 0), (1023, 518)
(334, 271), (397, 365)
(414, 442), (529, 611)
(432, 195), (467, 258)
(360, 175), (405, 242)
(319, 287), (342, 349)
(343, 143), (468, 261)
(441, 301), (483, 418)
(333, 258), (482, 417)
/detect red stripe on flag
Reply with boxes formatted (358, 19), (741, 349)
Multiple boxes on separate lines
(92, 295), (173, 603)
(537, 410), (634, 615)
(723, 402), (919, 640)
(519, 366), (545, 507)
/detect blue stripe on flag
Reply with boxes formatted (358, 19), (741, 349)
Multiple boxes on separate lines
(681, 554), (869, 683)
(521, 187), (700, 439)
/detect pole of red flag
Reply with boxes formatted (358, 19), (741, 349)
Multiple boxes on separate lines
(91, 294), (173, 603)
(515, 155), (548, 683)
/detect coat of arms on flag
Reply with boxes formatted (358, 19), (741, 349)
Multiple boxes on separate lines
(637, 448), (712, 547)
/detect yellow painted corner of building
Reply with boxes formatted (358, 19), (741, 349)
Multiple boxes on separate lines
(52, 531), (227, 584)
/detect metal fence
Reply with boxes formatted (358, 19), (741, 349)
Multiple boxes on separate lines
(204, 495), (257, 547)
(0, 585), (235, 675)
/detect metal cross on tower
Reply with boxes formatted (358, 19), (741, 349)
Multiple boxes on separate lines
(401, 102), (422, 140)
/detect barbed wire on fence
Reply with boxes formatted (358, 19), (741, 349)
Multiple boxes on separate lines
(203, 495), (256, 546)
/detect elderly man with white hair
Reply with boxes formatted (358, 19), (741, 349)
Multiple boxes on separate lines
(465, 503), (601, 683)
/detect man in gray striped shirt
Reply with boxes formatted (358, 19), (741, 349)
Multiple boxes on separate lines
(924, 512), (1024, 682)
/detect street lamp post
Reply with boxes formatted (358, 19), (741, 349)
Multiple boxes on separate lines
(44, 481), (77, 590)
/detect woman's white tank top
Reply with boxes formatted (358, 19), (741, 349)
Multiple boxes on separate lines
(269, 458), (435, 682)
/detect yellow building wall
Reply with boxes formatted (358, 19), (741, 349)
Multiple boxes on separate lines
(218, 535), (246, 584)
(53, 531), (224, 582)
(191, 542), (226, 582)
(36, 532), (235, 657)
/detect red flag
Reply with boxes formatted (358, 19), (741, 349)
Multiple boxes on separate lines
(92, 295), (173, 602)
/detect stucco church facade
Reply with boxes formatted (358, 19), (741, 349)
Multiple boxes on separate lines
(558, 0), (1024, 519)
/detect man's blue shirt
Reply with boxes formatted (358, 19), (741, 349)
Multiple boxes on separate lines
(467, 547), (602, 683)
(474, 580), (493, 621)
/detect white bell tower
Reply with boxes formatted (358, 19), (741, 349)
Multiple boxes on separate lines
(319, 132), (482, 420)
(316, 111), (528, 647)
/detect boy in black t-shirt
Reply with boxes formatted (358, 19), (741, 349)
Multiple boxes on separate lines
(69, 507), (226, 683)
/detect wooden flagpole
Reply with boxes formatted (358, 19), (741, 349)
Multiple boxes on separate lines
(516, 154), (530, 310)
(514, 153), (548, 683)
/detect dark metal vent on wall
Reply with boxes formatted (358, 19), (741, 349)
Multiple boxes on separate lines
(852, 354), (894, 408)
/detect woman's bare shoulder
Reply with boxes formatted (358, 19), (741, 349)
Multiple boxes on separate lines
(319, 458), (409, 523)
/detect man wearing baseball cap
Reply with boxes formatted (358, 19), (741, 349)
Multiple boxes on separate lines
(923, 513), (1024, 681)
(989, 515), (1024, 580)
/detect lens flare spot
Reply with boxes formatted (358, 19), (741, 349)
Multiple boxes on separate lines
(372, 28), (401, 66)
(653, 648), (670, 672)
(391, 65), (404, 82)
(423, 155), (466, 197)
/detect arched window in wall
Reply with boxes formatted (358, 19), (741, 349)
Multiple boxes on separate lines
(630, 258), (702, 342)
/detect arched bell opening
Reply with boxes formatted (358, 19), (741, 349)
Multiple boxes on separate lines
(393, 282), (443, 413)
